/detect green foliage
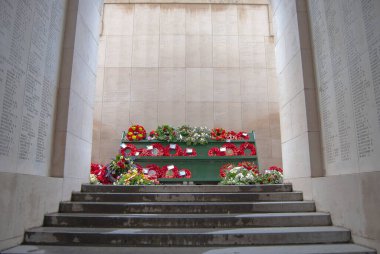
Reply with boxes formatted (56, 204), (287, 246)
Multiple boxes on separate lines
(156, 125), (177, 142)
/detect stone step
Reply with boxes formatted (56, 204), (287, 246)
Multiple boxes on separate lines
(24, 226), (351, 246)
(2, 244), (376, 254)
(71, 192), (303, 202)
(59, 201), (316, 214)
(81, 184), (293, 193)
(44, 212), (331, 228)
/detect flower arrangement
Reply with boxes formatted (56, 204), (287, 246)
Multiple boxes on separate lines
(220, 165), (283, 185)
(189, 126), (211, 145)
(114, 168), (159, 185)
(220, 166), (258, 185)
(89, 163), (112, 184)
(156, 125), (177, 142)
(122, 125), (251, 145)
(175, 125), (211, 145)
(254, 166), (283, 184)
(238, 161), (258, 174)
(176, 125), (193, 143)
(126, 124), (146, 141)
(211, 128), (227, 141)
(219, 163), (234, 177)
(108, 154), (135, 177)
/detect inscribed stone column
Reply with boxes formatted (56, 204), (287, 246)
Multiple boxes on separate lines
(52, 0), (103, 200)
(271, 0), (323, 199)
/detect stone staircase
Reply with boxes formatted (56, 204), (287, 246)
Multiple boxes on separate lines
(3, 184), (376, 253)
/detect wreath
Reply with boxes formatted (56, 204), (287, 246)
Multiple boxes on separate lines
(163, 144), (183, 156)
(211, 128), (227, 141)
(162, 164), (179, 178)
(219, 163), (234, 178)
(239, 142), (257, 155)
(237, 131), (249, 140)
(134, 148), (145, 156)
(143, 143), (164, 156)
(221, 143), (239, 156)
(156, 125), (177, 142)
(208, 147), (223, 156)
(178, 169), (192, 178)
(183, 147), (197, 157)
(142, 164), (163, 178)
(238, 161), (258, 174)
(226, 131), (238, 140)
(126, 125), (146, 141)
(176, 125), (193, 143)
(120, 144), (137, 156)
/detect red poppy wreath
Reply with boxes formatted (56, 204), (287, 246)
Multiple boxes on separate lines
(120, 144), (137, 156)
(162, 164), (179, 178)
(221, 143), (240, 156)
(163, 144), (183, 156)
(183, 147), (197, 157)
(239, 142), (257, 156)
(178, 169), (192, 178)
(208, 147), (223, 156)
(211, 128), (227, 141)
(143, 143), (164, 156)
(141, 164), (163, 178)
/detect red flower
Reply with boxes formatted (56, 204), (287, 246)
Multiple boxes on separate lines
(269, 166), (283, 173)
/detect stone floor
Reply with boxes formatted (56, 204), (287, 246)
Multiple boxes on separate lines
(2, 244), (376, 254)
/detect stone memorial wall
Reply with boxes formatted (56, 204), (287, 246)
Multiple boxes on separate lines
(93, 3), (282, 169)
(308, 0), (380, 175)
(0, 0), (66, 176)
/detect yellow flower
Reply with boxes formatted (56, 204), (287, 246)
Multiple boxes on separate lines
(132, 126), (136, 130)
(132, 135), (137, 139)
(128, 132), (133, 135)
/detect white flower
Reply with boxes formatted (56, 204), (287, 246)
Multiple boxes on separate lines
(89, 174), (99, 184)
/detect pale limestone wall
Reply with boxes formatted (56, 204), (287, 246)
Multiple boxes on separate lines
(93, 3), (282, 169)
(272, 0), (380, 251)
(0, 0), (103, 250)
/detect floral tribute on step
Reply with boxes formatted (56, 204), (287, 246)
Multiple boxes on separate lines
(220, 164), (283, 185)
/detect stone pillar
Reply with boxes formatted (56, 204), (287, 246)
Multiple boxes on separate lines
(52, 0), (103, 200)
(271, 0), (322, 199)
